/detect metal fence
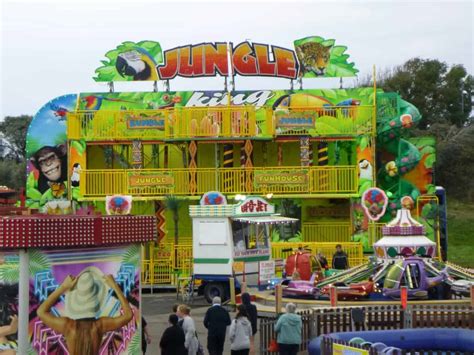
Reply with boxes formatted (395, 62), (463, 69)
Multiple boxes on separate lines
(141, 241), (365, 287)
(259, 304), (473, 355)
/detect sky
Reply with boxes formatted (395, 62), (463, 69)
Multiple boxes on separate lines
(1, 0), (473, 118)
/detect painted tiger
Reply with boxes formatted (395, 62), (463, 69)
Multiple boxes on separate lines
(295, 42), (333, 77)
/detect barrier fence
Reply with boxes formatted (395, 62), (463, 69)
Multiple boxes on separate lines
(141, 241), (365, 287)
(80, 165), (358, 198)
(258, 304), (473, 355)
(67, 105), (374, 141)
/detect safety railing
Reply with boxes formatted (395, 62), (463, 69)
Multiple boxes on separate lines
(79, 165), (358, 198)
(141, 241), (364, 286)
(67, 106), (268, 140)
(271, 242), (365, 267)
(67, 104), (374, 141)
(302, 222), (352, 243)
(170, 106), (259, 138)
(259, 304), (473, 355)
(272, 105), (374, 136)
(367, 222), (384, 246)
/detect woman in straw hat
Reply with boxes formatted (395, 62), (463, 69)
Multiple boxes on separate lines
(37, 266), (133, 355)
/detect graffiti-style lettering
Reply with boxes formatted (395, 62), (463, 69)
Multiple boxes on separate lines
(186, 91), (274, 108)
(254, 44), (276, 76)
(232, 42), (258, 76)
(158, 42), (297, 80)
(204, 43), (228, 76)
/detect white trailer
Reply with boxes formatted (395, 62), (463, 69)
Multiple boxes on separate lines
(189, 195), (297, 302)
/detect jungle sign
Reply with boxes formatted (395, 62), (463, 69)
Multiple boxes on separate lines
(94, 37), (358, 82)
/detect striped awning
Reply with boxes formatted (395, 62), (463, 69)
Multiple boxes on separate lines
(231, 215), (298, 224)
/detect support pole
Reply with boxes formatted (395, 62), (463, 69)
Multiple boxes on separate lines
(229, 277), (236, 310)
(401, 286), (408, 310)
(329, 285), (338, 307)
(18, 249), (29, 354)
(275, 284), (283, 315)
(470, 284), (474, 308)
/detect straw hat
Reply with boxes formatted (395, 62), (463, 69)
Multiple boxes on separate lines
(65, 266), (109, 320)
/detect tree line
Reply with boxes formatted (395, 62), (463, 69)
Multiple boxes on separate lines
(0, 58), (472, 200)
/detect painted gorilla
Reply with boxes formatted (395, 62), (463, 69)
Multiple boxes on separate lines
(30, 145), (68, 194)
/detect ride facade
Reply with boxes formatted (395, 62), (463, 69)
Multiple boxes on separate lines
(23, 36), (448, 293)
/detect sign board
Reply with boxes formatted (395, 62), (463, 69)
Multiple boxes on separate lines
(94, 37), (358, 82)
(128, 172), (174, 187)
(259, 260), (275, 283)
(126, 113), (165, 130)
(254, 171), (308, 187)
(233, 261), (245, 273)
(234, 248), (270, 259)
(276, 113), (315, 128)
(333, 343), (369, 355)
(234, 197), (275, 216)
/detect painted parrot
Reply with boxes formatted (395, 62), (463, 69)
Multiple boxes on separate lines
(81, 95), (137, 110)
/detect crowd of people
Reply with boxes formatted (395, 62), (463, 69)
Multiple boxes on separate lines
(151, 245), (349, 355)
(152, 293), (302, 355)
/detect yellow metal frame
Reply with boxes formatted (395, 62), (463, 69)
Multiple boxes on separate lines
(270, 105), (374, 136)
(79, 165), (358, 198)
(141, 241), (365, 286)
(67, 104), (375, 141)
(302, 221), (352, 243)
(368, 222), (385, 246)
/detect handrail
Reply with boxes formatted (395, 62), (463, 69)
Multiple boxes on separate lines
(79, 165), (358, 198)
(67, 104), (375, 140)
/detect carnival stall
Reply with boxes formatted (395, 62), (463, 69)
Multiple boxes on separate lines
(0, 212), (156, 354)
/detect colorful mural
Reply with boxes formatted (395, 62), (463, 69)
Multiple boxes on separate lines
(294, 36), (358, 78)
(0, 252), (19, 353)
(94, 41), (163, 82)
(28, 245), (141, 355)
(94, 38), (358, 82)
(25, 94), (77, 209)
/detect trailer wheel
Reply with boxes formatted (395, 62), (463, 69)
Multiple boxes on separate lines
(203, 282), (226, 303)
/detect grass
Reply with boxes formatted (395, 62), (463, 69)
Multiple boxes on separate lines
(446, 199), (474, 268)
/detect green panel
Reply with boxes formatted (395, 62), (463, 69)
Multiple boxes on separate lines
(193, 258), (230, 264)
(165, 200), (193, 240)
(87, 145), (106, 169)
(131, 201), (154, 215)
(282, 142), (300, 166)
(198, 143), (217, 168)
(168, 144), (186, 169)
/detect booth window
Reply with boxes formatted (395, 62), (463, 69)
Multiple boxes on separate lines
(232, 221), (269, 252)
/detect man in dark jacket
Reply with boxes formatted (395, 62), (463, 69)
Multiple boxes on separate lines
(159, 314), (186, 355)
(332, 244), (349, 270)
(203, 296), (231, 355)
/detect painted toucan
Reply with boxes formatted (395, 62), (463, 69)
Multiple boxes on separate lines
(115, 48), (158, 81)
(272, 93), (360, 118)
